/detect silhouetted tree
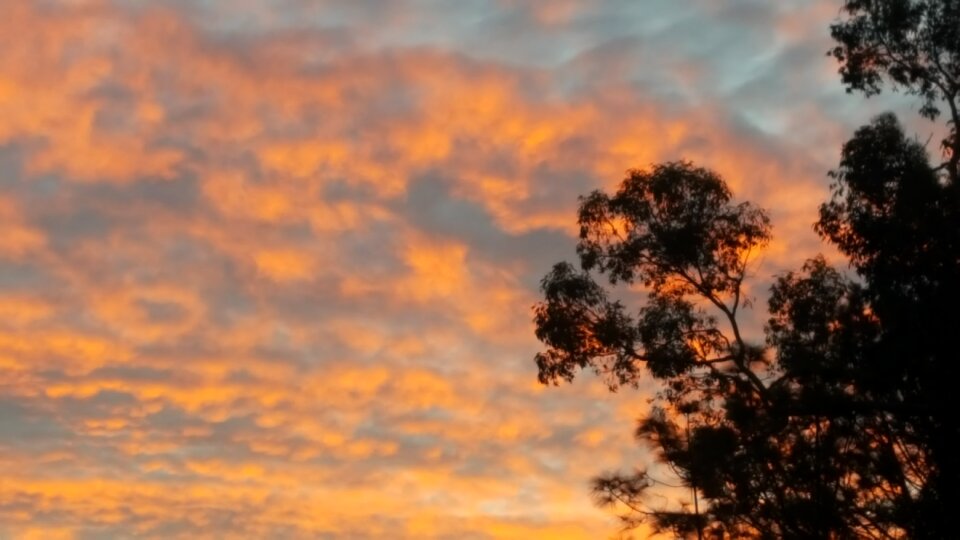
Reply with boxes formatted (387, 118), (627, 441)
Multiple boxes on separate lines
(534, 159), (921, 538)
(817, 113), (960, 538)
(830, 0), (960, 183)
(828, 2), (960, 533)
(533, 3), (960, 537)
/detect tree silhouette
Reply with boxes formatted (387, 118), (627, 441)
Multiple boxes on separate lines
(829, 2), (960, 533)
(533, 3), (960, 537)
(817, 112), (960, 537)
(830, 0), (960, 183)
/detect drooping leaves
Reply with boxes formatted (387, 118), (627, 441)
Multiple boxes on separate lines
(533, 262), (642, 388)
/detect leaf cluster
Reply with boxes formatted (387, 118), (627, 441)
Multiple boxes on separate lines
(830, 0), (960, 181)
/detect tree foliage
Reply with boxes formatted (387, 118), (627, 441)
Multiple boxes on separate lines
(533, 3), (960, 538)
(830, 0), (960, 182)
(534, 163), (770, 391)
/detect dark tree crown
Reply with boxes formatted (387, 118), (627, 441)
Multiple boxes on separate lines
(532, 3), (960, 538)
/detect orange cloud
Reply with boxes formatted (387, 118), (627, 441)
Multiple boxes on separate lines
(0, 0), (862, 537)
(0, 198), (46, 258)
(254, 249), (315, 282)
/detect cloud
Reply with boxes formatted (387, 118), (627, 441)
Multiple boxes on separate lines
(0, 0), (933, 538)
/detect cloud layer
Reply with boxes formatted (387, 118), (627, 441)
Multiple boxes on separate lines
(0, 1), (931, 538)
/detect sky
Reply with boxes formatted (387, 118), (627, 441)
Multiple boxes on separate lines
(0, 1), (936, 539)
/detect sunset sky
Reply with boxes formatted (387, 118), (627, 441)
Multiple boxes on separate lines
(0, 1), (934, 538)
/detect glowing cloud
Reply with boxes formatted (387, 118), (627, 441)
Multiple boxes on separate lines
(0, 0), (918, 538)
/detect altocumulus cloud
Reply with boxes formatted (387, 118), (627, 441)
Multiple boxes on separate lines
(0, 0), (928, 538)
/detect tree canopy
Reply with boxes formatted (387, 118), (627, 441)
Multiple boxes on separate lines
(830, 0), (960, 182)
(533, 2), (960, 538)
